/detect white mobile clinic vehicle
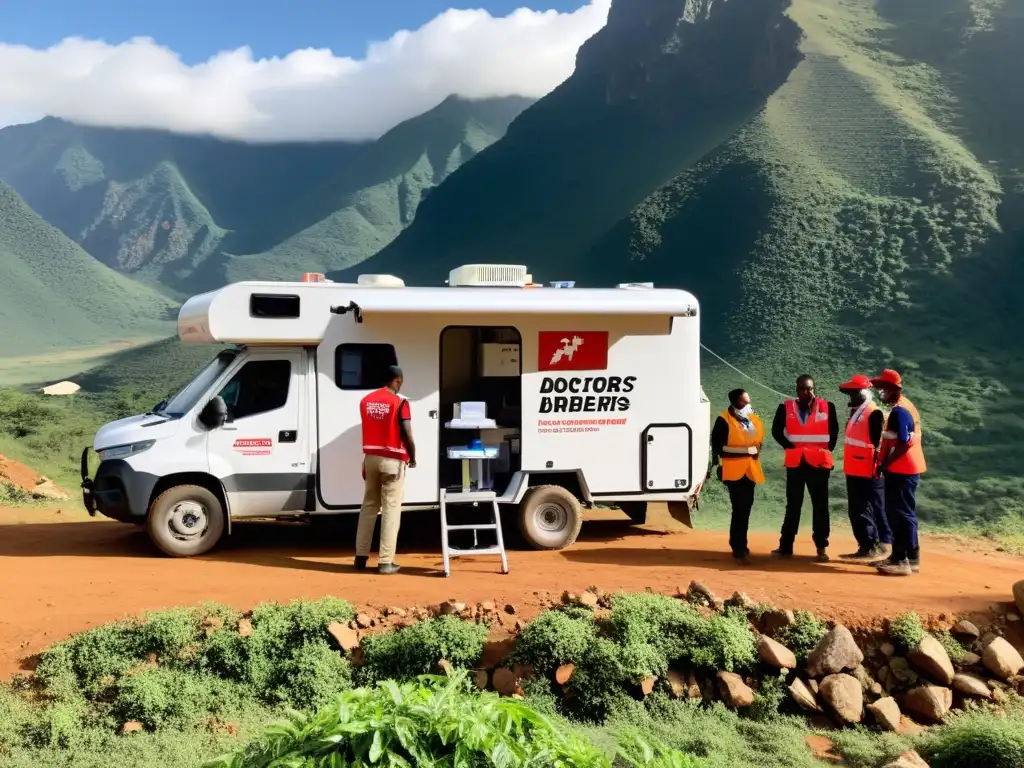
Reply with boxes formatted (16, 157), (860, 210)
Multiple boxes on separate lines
(81, 264), (710, 557)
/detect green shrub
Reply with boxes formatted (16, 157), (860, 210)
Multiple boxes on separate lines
(933, 629), (966, 664)
(889, 612), (926, 651)
(512, 609), (597, 674)
(921, 702), (1024, 768)
(357, 616), (487, 684)
(204, 671), (613, 768)
(748, 670), (788, 722)
(617, 729), (709, 767)
(112, 668), (236, 731)
(775, 611), (828, 662)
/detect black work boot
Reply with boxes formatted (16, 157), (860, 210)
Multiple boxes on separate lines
(354, 556), (368, 570)
(816, 548), (830, 563)
(377, 562), (401, 575)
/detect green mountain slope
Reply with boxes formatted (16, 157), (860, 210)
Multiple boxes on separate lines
(0, 97), (532, 294)
(221, 96), (533, 284)
(0, 182), (175, 357)
(0, 119), (362, 293)
(347, 0), (1023, 526)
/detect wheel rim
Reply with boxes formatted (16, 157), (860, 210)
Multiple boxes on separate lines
(535, 501), (568, 533)
(168, 500), (209, 541)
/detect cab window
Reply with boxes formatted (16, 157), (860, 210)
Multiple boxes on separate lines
(218, 360), (291, 421)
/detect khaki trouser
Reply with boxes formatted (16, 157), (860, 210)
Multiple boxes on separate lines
(355, 454), (406, 565)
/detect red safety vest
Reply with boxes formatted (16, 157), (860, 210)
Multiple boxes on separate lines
(879, 396), (927, 476)
(783, 398), (834, 470)
(843, 400), (879, 478)
(359, 388), (409, 462)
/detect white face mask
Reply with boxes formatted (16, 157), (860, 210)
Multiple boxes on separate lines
(736, 404), (753, 418)
(860, 389), (873, 402)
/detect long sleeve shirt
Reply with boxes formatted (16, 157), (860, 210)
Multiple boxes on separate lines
(771, 400), (839, 453)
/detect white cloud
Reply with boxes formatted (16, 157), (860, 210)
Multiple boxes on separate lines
(0, 2), (610, 142)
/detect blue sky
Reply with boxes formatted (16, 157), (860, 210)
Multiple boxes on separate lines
(0, 0), (586, 63)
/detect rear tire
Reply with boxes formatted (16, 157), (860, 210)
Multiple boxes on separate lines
(518, 485), (583, 550)
(146, 484), (226, 557)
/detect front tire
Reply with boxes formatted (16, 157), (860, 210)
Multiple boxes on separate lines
(146, 484), (226, 557)
(518, 485), (583, 550)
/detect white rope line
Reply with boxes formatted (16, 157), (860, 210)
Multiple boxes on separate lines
(700, 343), (790, 400)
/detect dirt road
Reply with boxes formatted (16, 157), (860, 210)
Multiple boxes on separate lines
(1, 504), (1021, 680)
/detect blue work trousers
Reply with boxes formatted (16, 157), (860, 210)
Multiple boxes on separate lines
(846, 475), (891, 549)
(884, 472), (920, 562)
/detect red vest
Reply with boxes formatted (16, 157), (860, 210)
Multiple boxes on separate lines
(879, 396), (927, 475)
(843, 400), (878, 478)
(783, 398), (834, 470)
(359, 388), (409, 462)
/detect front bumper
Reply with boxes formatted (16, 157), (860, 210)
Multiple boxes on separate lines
(81, 449), (156, 523)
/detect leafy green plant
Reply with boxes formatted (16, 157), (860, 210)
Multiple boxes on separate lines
(357, 615), (487, 685)
(616, 729), (708, 767)
(204, 671), (612, 768)
(921, 701), (1024, 768)
(933, 629), (966, 664)
(775, 611), (828, 663)
(889, 612), (926, 651)
(511, 609), (597, 675)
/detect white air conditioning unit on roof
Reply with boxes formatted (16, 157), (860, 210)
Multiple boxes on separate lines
(448, 264), (530, 287)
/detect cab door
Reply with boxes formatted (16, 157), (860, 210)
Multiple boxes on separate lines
(207, 349), (310, 517)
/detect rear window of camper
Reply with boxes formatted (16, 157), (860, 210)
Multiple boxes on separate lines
(335, 344), (398, 390)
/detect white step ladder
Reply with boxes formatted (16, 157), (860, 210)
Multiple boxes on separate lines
(439, 489), (509, 577)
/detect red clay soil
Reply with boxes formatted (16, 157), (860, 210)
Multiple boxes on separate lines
(0, 454), (51, 493)
(0, 504), (1021, 680)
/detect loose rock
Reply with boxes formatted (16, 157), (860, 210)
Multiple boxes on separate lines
(820, 673), (863, 725)
(908, 635), (954, 685)
(788, 678), (822, 713)
(437, 659), (454, 675)
(867, 697), (902, 732)
(903, 685), (952, 724)
(726, 592), (756, 612)
(666, 669), (686, 698)
(851, 665), (875, 692)
(640, 676), (658, 696)
(718, 671), (754, 708)
(504, 603), (517, 615)
(952, 673), (991, 699)
(761, 608), (796, 637)
(237, 618), (254, 637)
(578, 591), (600, 609)
(474, 670), (489, 690)
(952, 620), (980, 640)
(492, 667), (521, 696)
(883, 751), (930, 768)
(982, 637), (1024, 680)
(685, 581), (721, 610)
(757, 634), (797, 671)
(439, 601), (466, 616)
(555, 663), (575, 685)
(807, 625), (864, 678)
(1014, 579), (1024, 616)
(121, 721), (144, 735)
(328, 621), (361, 652)
(355, 613), (373, 629)
(959, 651), (981, 667)
(880, 642), (896, 657)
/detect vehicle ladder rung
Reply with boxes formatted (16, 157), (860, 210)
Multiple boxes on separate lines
(439, 488), (509, 577)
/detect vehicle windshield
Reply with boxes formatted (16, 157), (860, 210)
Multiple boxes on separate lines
(159, 349), (238, 418)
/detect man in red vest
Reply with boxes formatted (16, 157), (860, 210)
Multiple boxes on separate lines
(837, 374), (891, 561)
(354, 365), (416, 575)
(771, 374), (838, 562)
(870, 369), (927, 577)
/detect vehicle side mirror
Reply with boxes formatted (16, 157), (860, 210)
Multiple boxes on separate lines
(199, 396), (228, 430)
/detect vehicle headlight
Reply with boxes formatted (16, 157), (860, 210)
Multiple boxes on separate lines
(98, 440), (156, 461)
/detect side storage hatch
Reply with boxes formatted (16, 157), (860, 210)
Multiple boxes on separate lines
(641, 424), (693, 493)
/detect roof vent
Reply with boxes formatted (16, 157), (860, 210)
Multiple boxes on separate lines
(357, 274), (405, 287)
(448, 264), (529, 287)
(618, 282), (655, 290)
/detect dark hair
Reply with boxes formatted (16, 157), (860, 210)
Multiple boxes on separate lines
(387, 365), (403, 381)
(728, 388), (747, 408)
(796, 374), (814, 387)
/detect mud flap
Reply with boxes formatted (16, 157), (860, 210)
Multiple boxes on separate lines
(666, 501), (693, 528)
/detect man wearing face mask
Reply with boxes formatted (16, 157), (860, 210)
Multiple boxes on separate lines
(837, 374), (892, 561)
(710, 388), (765, 566)
(771, 374), (839, 562)
(870, 369), (927, 576)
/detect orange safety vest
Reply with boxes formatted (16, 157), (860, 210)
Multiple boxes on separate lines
(879, 396), (927, 475)
(719, 410), (765, 484)
(843, 400), (879, 478)
(783, 398), (834, 470)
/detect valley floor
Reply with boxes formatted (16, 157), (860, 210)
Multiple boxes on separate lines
(0, 504), (1020, 682)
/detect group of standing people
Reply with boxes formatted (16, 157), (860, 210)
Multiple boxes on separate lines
(711, 369), (927, 577)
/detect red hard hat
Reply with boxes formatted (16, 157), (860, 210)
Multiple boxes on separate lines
(870, 369), (903, 389)
(839, 374), (871, 391)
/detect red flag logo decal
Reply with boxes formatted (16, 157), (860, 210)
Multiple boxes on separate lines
(538, 331), (609, 371)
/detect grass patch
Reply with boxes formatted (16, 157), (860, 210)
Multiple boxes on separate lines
(356, 615), (488, 684)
